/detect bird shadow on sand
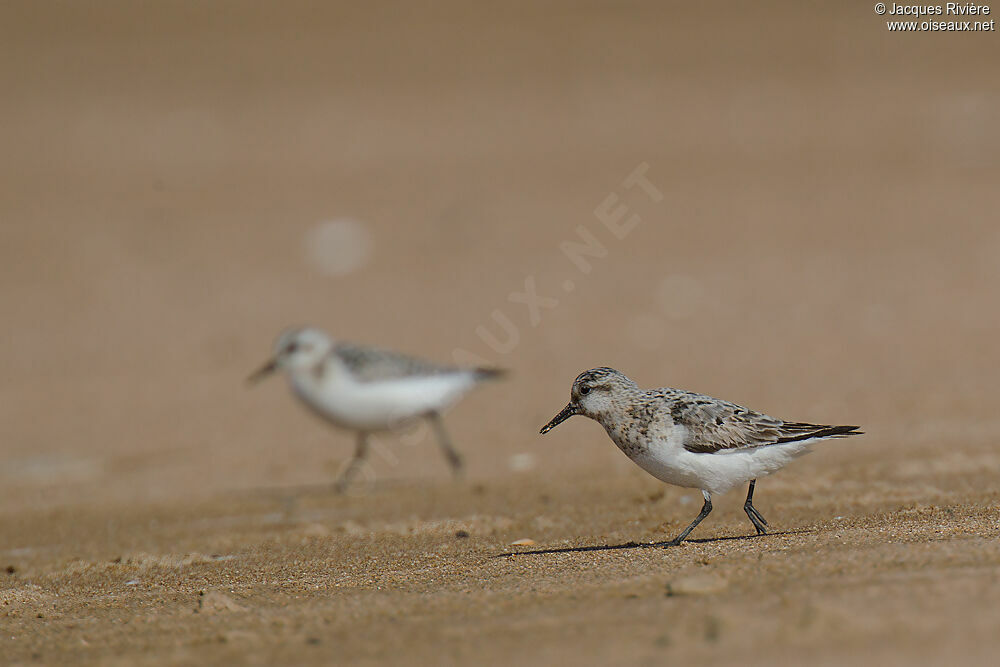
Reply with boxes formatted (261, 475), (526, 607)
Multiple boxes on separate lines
(494, 530), (809, 558)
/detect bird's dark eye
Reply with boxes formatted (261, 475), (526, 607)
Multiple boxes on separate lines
(286, 342), (299, 354)
(579, 386), (591, 396)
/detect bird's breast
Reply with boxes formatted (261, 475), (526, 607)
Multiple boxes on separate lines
(602, 420), (706, 488)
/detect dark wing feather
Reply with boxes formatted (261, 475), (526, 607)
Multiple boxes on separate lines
(668, 391), (862, 454)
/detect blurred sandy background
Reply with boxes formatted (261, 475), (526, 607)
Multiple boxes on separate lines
(2, 2), (999, 665)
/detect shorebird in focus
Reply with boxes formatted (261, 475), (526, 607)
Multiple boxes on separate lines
(249, 327), (504, 492)
(540, 367), (861, 545)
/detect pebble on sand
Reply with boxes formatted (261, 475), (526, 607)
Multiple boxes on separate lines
(198, 590), (247, 614)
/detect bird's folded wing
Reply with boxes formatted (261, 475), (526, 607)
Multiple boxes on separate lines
(672, 393), (860, 454)
(334, 342), (460, 382)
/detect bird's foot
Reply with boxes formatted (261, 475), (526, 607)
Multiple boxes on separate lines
(447, 455), (464, 476)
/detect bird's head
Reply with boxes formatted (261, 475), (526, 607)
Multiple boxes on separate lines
(247, 327), (334, 383)
(539, 367), (637, 433)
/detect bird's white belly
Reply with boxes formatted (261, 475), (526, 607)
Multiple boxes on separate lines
(614, 426), (816, 495)
(628, 442), (707, 491)
(291, 373), (475, 431)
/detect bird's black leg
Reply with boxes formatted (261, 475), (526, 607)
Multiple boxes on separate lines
(428, 411), (463, 476)
(334, 432), (370, 493)
(744, 479), (769, 535)
(664, 491), (713, 546)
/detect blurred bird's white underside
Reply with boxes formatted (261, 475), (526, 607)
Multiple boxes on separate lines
(290, 371), (479, 431)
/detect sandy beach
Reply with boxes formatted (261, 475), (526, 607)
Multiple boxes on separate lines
(2, 2), (999, 664)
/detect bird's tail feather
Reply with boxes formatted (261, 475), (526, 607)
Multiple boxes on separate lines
(474, 367), (507, 381)
(776, 423), (862, 444)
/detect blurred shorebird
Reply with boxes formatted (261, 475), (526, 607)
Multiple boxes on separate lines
(540, 367), (861, 545)
(249, 327), (504, 492)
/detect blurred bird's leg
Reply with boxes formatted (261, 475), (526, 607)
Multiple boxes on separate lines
(664, 490), (713, 546)
(428, 411), (463, 476)
(743, 479), (769, 535)
(334, 432), (370, 493)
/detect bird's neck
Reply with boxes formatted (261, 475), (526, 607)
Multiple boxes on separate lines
(590, 409), (625, 434)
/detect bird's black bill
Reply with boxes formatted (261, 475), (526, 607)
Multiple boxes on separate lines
(246, 359), (278, 385)
(540, 403), (578, 434)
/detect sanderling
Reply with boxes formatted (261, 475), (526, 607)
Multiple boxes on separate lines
(248, 327), (504, 492)
(540, 367), (861, 545)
